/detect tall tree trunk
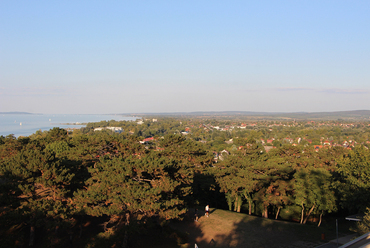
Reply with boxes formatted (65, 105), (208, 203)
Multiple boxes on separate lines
(236, 195), (242, 213)
(226, 193), (233, 211)
(29, 226), (35, 247)
(243, 192), (252, 215)
(275, 206), (281, 220)
(263, 205), (268, 218)
(125, 213), (130, 226)
(122, 213), (130, 248)
(234, 195), (238, 212)
(303, 205), (315, 224)
(300, 203), (305, 224)
(318, 211), (323, 227)
(122, 231), (128, 248)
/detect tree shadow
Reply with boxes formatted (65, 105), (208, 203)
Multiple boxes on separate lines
(169, 209), (209, 248)
(192, 172), (227, 210)
(0, 207), (110, 248)
(171, 209), (355, 248)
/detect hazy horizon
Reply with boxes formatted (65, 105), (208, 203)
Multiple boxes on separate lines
(1, 1), (369, 114)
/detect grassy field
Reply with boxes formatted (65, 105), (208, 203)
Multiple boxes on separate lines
(167, 208), (356, 248)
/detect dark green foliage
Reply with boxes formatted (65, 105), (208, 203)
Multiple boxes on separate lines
(335, 146), (370, 213)
(74, 154), (186, 220)
(294, 167), (336, 224)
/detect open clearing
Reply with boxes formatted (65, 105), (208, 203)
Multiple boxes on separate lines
(168, 208), (355, 248)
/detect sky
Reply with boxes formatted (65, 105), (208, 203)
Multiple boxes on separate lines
(1, 1), (369, 114)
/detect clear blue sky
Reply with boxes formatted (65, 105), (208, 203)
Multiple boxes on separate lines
(1, 1), (369, 114)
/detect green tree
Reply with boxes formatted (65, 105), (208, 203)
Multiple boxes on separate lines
(335, 146), (370, 213)
(355, 207), (370, 235)
(74, 153), (190, 228)
(0, 141), (76, 245)
(294, 167), (336, 224)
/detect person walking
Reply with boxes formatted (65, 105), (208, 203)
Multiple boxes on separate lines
(205, 205), (209, 217)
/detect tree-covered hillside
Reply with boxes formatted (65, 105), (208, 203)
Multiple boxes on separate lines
(1, 117), (370, 247)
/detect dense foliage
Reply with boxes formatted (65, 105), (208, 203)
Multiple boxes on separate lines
(1, 117), (370, 246)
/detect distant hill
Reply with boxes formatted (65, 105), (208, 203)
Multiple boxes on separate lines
(124, 110), (370, 121)
(273, 110), (370, 120)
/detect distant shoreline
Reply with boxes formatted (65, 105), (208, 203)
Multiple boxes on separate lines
(0, 112), (41, 115)
(50, 122), (86, 125)
(1, 111), (370, 121)
(0, 114), (136, 138)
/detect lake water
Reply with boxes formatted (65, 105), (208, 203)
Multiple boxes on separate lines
(0, 114), (139, 137)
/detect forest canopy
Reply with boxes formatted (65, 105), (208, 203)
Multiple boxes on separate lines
(1, 117), (370, 247)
